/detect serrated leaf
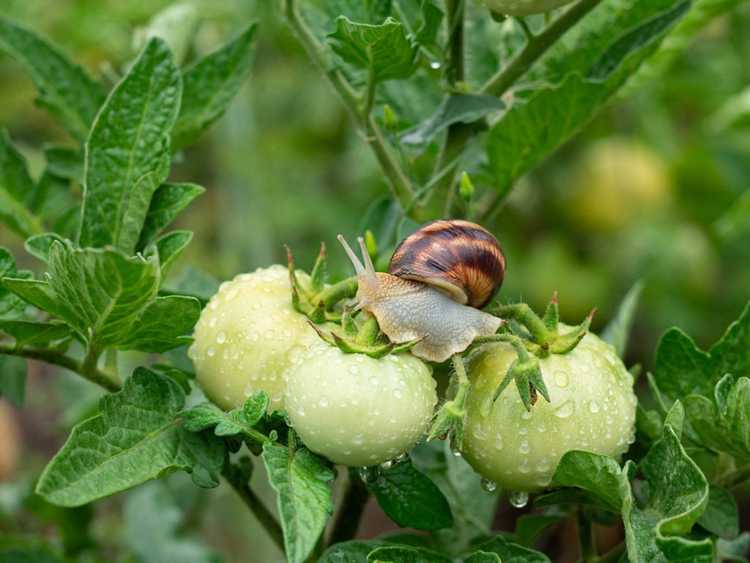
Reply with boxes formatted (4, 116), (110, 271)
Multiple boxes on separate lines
(262, 442), (334, 563)
(24, 233), (65, 263)
(44, 242), (160, 348)
(684, 377), (750, 461)
(366, 546), (451, 563)
(654, 299), (750, 400)
(36, 368), (224, 506)
(0, 130), (43, 238)
(463, 551), (502, 563)
(154, 230), (193, 277)
(411, 440), (498, 555)
(550, 451), (623, 512)
(402, 94), (504, 146)
(79, 38), (181, 252)
(182, 392), (269, 439)
(697, 485), (738, 539)
(116, 295), (199, 353)
(124, 481), (219, 563)
(621, 426), (712, 562)
(602, 281), (644, 358)
(367, 457), (453, 531)
(0, 18), (104, 141)
(0, 353), (26, 407)
(138, 182), (204, 249)
(172, 24), (257, 149)
(328, 17), (417, 83)
(487, 0), (691, 194)
(472, 535), (551, 563)
(0, 320), (70, 347)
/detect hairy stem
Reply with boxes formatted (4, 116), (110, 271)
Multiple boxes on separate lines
(480, 0), (601, 97)
(222, 464), (285, 553)
(283, 0), (416, 212)
(328, 468), (370, 545)
(0, 341), (121, 392)
(313, 276), (358, 308)
(493, 303), (551, 344)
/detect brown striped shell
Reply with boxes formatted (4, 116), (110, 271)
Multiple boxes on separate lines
(388, 220), (506, 309)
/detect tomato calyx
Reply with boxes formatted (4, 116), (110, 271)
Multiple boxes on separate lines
(286, 243), (358, 323)
(428, 355), (471, 451)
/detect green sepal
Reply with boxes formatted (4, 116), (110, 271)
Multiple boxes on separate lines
(542, 291), (559, 331)
(491, 356), (550, 412)
(548, 309), (595, 354)
(308, 321), (420, 359)
(427, 381), (469, 451)
(309, 242), (328, 292)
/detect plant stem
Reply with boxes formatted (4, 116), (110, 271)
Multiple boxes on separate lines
(328, 468), (370, 545)
(283, 0), (416, 213)
(314, 276), (358, 308)
(221, 464), (285, 553)
(597, 542), (626, 563)
(492, 303), (551, 344)
(479, 0), (601, 97)
(577, 510), (597, 563)
(0, 341), (121, 392)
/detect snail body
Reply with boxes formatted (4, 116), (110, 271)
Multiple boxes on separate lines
(338, 220), (505, 363)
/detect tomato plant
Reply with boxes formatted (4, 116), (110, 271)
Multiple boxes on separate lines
(0, 2), (749, 563)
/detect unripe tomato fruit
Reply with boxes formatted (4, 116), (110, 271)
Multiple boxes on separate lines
(285, 344), (438, 466)
(189, 265), (320, 412)
(485, 0), (576, 16)
(462, 330), (636, 492)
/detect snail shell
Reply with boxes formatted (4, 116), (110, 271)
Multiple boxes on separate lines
(389, 220), (505, 309)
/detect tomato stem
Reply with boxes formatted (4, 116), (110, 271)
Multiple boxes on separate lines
(327, 468), (370, 545)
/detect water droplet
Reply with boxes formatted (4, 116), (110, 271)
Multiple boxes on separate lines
(319, 398), (329, 408)
(519, 440), (530, 454)
(589, 400), (600, 414)
(508, 490), (529, 508)
(451, 448), (463, 458)
(554, 400), (574, 419)
(554, 370), (569, 387)
(521, 410), (532, 420)
(481, 478), (497, 493)
(393, 389), (403, 400)
(359, 467), (379, 483)
(216, 331), (226, 344)
(208, 317), (217, 328)
(380, 460), (393, 470)
(429, 60), (441, 69)
(207, 347), (216, 357)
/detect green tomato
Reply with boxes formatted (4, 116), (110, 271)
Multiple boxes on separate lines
(285, 344), (438, 466)
(189, 265), (319, 412)
(485, 0), (576, 16)
(462, 330), (636, 492)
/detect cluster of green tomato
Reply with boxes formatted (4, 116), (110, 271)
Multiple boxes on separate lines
(188, 263), (637, 493)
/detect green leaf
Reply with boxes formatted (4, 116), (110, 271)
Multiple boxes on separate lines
(182, 392), (269, 439)
(367, 457), (453, 531)
(0, 320), (71, 347)
(116, 295), (200, 353)
(0, 248), (29, 319)
(697, 485), (738, 539)
(550, 451), (624, 511)
(0, 18), (104, 141)
(172, 24), (257, 149)
(718, 532), (750, 563)
(601, 281), (644, 358)
(79, 38), (181, 252)
(0, 353), (26, 407)
(0, 278), (61, 318)
(684, 377), (750, 461)
(411, 440), (497, 555)
(138, 182), (204, 249)
(463, 551), (502, 563)
(654, 299), (750, 399)
(262, 442), (334, 563)
(328, 17), (417, 83)
(319, 540), (386, 563)
(414, 1), (443, 49)
(163, 266), (219, 304)
(36, 368), (225, 507)
(24, 233), (65, 263)
(124, 481), (219, 563)
(402, 94), (504, 146)
(487, 0), (691, 194)
(0, 130), (43, 238)
(154, 230), (193, 277)
(0, 538), (63, 563)
(621, 426), (712, 562)
(367, 546), (451, 563)
(472, 535), (551, 563)
(44, 242), (160, 348)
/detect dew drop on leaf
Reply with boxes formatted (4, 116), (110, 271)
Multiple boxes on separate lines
(481, 478), (497, 493)
(553, 400), (574, 418)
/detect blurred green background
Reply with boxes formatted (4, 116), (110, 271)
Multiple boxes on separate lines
(1, 1), (749, 561)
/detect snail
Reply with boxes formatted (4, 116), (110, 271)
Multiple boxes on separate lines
(338, 220), (505, 363)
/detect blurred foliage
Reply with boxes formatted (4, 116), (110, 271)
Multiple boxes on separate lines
(1, 1), (749, 561)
